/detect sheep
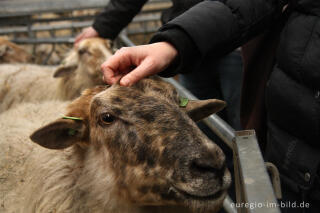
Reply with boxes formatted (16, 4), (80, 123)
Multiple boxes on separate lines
(0, 37), (33, 64)
(0, 77), (231, 213)
(0, 100), (69, 212)
(0, 37), (113, 113)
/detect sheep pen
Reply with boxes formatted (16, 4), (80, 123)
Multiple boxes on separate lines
(0, 77), (231, 213)
(0, 38), (113, 113)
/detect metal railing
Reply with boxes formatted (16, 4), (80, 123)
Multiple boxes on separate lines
(0, 0), (168, 64)
(0, 0), (168, 42)
(0, 0), (169, 17)
(0, 0), (107, 17)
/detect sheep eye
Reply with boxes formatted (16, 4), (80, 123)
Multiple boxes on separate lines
(6, 46), (13, 53)
(78, 48), (90, 55)
(100, 113), (115, 125)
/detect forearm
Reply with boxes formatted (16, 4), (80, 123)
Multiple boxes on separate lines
(93, 0), (148, 39)
(151, 0), (287, 76)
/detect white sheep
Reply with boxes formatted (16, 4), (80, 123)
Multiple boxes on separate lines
(0, 38), (112, 113)
(0, 100), (69, 212)
(0, 77), (231, 213)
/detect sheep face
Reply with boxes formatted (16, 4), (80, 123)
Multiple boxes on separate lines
(30, 77), (231, 213)
(53, 38), (112, 86)
(0, 38), (33, 63)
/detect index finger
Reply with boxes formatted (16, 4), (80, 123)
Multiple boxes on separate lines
(74, 34), (84, 47)
(100, 54), (131, 85)
(101, 65), (123, 85)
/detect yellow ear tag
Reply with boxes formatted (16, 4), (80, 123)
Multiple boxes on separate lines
(179, 97), (189, 108)
(62, 116), (83, 121)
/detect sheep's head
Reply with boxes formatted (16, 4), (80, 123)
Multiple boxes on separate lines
(53, 38), (112, 85)
(30, 77), (231, 213)
(0, 37), (33, 63)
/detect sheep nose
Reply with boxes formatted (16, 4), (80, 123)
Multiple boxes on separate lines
(189, 151), (226, 178)
(173, 147), (227, 197)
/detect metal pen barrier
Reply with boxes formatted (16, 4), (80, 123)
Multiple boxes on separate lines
(0, 0), (169, 17)
(0, 0), (168, 65)
(0, 0), (168, 49)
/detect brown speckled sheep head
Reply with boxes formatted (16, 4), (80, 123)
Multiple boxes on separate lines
(30, 76), (231, 213)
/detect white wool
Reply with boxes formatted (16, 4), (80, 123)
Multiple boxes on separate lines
(0, 101), (68, 212)
(0, 64), (59, 112)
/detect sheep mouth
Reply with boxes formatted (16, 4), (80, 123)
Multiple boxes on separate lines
(170, 168), (231, 203)
(172, 186), (226, 202)
(172, 187), (227, 213)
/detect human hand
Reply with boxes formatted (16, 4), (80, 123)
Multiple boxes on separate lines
(74, 27), (99, 46)
(101, 42), (178, 86)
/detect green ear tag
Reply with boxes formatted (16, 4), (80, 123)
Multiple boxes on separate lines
(68, 129), (77, 136)
(62, 116), (83, 121)
(179, 97), (189, 108)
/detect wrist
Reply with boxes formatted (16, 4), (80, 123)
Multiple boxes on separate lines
(150, 27), (201, 77)
(160, 41), (177, 56)
(156, 42), (178, 67)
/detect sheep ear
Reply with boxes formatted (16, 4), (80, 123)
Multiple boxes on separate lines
(183, 99), (226, 122)
(0, 44), (7, 57)
(30, 118), (86, 149)
(105, 39), (112, 49)
(53, 64), (78, 78)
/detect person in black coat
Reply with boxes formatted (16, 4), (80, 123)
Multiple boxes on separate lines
(75, 0), (243, 131)
(75, 0), (203, 41)
(100, 0), (320, 212)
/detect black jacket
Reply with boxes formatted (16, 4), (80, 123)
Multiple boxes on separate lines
(151, 0), (320, 196)
(93, 0), (202, 39)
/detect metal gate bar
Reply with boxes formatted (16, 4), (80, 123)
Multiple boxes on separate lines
(0, 0), (170, 18)
(0, 15), (161, 36)
(0, 0), (165, 46)
(0, 0), (109, 17)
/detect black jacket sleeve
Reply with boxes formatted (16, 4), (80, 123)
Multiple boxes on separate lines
(151, 0), (288, 76)
(93, 0), (148, 39)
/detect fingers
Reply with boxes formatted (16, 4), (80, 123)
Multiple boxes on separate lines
(101, 48), (134, 85)
(74, 34), (84, 46)
(101, 42), (178, 86)
(74, 27), (98, 47)
(102, 70), (122, 85)
(120, 58), (156, 86)
(101, 64), (122, 85)
(74, 31), (87, 47)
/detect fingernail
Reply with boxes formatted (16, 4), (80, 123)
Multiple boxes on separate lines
(120, 78), (130, 86)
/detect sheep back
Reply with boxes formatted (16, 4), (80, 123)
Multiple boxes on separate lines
(0, 101), (69, 212)
(0, 64), (58, 113)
